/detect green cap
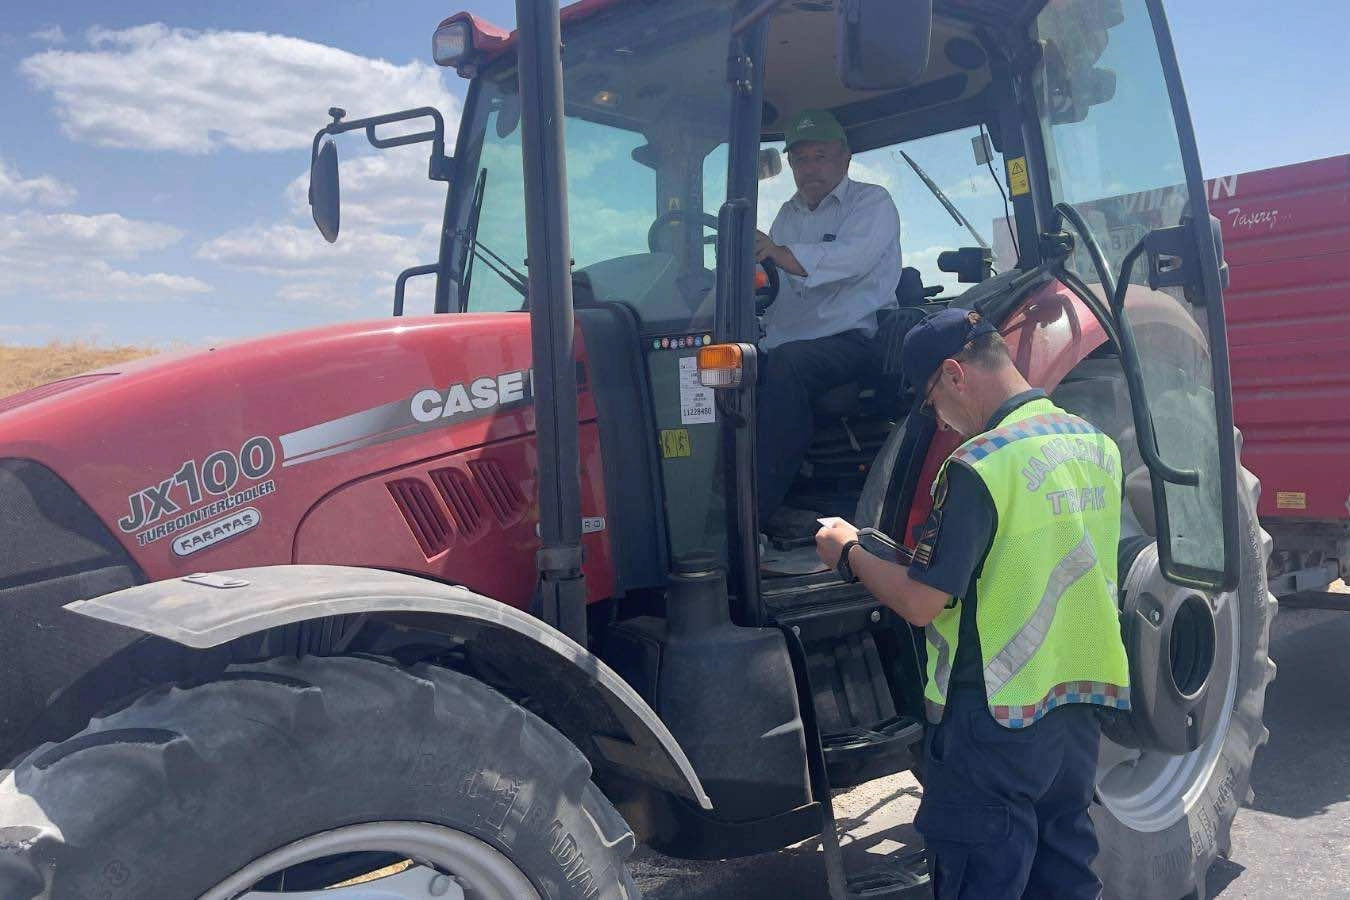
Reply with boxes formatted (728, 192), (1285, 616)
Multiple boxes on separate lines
(784, 108), (848, 150)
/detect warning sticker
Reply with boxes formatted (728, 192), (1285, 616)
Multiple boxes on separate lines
(1007, 156), (1030, 196)
(1276, 491), (1307, 510)
(660, 428), (692, 459)
(678, 356), (716, 425)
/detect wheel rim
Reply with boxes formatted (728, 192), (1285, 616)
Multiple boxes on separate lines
(202, 821), (542, 900)
(1096, 583), (1241, 832)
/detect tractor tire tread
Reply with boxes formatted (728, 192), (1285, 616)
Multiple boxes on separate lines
(0, 654), (637, 900)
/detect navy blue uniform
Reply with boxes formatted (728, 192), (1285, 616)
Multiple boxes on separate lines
(908, 390), (1104, 900)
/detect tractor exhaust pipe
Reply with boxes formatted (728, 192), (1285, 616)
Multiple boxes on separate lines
(516, 0), (587, 644)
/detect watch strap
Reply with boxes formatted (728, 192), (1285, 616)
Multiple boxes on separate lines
(837, 539), (861, 583)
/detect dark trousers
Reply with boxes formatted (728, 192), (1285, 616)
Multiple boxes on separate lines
(916, 688), (1104, 900)
(755, 330), (872, 519)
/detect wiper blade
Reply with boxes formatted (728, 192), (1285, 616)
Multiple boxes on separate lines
(474, 241), (529, 298)
(457, 167), (529, 306)
(899, 150), (989, 250)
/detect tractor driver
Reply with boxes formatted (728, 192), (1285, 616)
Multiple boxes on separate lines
(753, 108), (902, 538)
(815, 309), (1131, 900)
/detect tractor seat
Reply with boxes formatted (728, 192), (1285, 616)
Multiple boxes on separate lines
(814, 381), (864, 424)
(809, 293), (932, 426)
(897, 265), (945, 308)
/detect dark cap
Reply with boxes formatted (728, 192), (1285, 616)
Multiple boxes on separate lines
(901, 308), (998, 390)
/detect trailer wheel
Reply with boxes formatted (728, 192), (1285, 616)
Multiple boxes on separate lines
(1056, 370), (1276, 900)
(0, 654), (638, 900)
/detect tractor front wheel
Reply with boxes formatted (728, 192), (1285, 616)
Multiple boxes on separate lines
(0, 654), (637, 899)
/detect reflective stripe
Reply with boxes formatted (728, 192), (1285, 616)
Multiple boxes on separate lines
(927, 623), (952, 700)
(991, 681), (1130, 728)
(952, 412), (1100, 466)
(984, 532), (1098, 698)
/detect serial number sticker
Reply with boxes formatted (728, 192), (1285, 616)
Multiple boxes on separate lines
(660, 428), (692, 459)
(1006, 156), (1030, 196)
(1276, 491), (1307, 510)
(677, 356), (716, 425)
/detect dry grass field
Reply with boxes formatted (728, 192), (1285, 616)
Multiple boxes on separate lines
(0, 341), (157, 399)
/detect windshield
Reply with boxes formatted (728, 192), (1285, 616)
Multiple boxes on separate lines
(455, 0), (735, 332)
(453, 0), (739, 567)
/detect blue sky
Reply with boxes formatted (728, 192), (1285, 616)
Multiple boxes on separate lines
(1, 0), (1346, 348)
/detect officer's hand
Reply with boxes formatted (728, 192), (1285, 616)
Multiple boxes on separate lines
(815, 518), (860, 567)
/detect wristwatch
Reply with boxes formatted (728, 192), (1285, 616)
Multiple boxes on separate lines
(836, 539), (861, 584)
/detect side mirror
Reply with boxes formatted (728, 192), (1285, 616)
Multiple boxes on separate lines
(309, 139), (340, 243)
(836, 0), (932, 91)
(758, 148), (782, 181)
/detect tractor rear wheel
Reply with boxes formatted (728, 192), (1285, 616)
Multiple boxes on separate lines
(0, 654), (638, 899)
(1055, 368), (1276, 900)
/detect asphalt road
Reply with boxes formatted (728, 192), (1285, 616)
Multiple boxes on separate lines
(631, 603), (1350, 899)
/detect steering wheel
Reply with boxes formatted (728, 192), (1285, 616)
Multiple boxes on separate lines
(647, 210), (720, 254)
(755, 257), (781, 314)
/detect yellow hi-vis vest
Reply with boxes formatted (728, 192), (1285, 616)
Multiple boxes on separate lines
(923, 397), (1131, 728)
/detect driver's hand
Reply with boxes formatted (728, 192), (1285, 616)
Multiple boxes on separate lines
(754, 230), (778, 263)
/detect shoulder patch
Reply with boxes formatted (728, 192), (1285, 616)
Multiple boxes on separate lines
(932, 471), (949, 510)
(912, 507), (943, 570)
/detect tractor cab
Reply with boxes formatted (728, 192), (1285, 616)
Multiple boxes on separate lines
(403, 0), (1237, 604)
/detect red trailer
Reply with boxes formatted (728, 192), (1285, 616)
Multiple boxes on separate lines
(1222, 154), (1350, 597)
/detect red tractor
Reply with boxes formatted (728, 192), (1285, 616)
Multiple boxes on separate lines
(0, 1), (1274, 898)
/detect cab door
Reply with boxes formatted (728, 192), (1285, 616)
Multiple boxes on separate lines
(1030, 0), (1239, 591)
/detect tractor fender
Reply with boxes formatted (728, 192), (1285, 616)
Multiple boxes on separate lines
(65, 563), (712, 811)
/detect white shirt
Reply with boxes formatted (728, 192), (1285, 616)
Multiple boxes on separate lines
(761, 176), (902, 351)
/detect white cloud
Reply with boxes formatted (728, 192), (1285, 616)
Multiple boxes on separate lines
(0, 159), (76, 206)
(21, 24), (459, 154)
(29, 25), (66, 45)
(8, 23), (471, 313)
(197, 221), (433, 280)
(850, 156), (903, 195)
(0, 211), (210, 302)
(0, 211), (180, 258)
(97, 266), (210, 294)
(940, 174), (1000, 201)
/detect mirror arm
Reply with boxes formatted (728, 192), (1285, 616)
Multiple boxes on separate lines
(312, 106), (454, 183)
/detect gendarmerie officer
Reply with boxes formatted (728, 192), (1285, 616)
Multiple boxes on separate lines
(816, 308), (1130, 899)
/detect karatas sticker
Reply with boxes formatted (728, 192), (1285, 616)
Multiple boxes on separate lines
(171, 507), (262, 557)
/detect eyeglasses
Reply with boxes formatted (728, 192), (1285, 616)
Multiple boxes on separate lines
(920, 372), (940, 415)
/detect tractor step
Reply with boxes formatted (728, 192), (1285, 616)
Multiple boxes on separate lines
(780, 625), (931, 900)
(844, 850), (931, 898)
(821, 716), (924, 788)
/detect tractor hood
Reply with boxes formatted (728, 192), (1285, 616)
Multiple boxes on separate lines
(0, 314), (599, 588)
